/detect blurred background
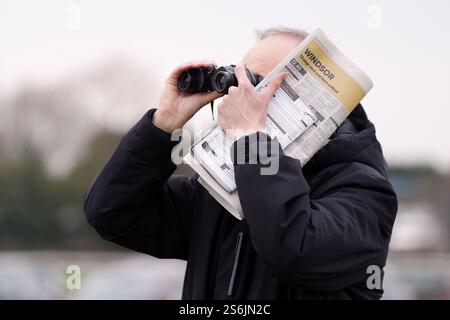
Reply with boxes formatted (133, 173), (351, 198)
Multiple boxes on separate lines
(1, 0), (450, 299)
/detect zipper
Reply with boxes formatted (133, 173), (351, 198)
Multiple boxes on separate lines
(227, 231), (244, 297)
(207, 213), (230, 298)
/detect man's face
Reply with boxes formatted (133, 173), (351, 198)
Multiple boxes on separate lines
(242, 35), (304, 78)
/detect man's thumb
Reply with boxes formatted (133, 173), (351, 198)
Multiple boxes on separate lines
(262, 72), (288, 100)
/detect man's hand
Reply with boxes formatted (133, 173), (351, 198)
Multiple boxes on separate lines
(153, 60), (223, 133)
(218, 63), (287, 138)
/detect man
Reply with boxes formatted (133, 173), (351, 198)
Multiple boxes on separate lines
(84, 27), (397, 299)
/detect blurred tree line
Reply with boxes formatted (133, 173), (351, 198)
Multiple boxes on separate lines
(0, 131), (122, 250)
(2, 130), (449, 251)
(0, 59), (157, 250)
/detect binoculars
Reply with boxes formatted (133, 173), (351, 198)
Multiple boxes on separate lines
(177, 65), (263, 94)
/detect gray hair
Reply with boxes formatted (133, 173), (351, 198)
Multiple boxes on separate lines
(256, 26), (309, 41)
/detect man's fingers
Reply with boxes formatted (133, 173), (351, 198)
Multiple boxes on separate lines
(169, 60), (216, 80)
(262, 72), (288, 99)
(234, 63), (251, 87)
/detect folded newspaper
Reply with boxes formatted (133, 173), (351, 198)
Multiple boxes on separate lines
(183, 28), (373, 220)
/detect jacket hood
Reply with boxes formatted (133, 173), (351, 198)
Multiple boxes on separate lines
(305, 104), (388, 177)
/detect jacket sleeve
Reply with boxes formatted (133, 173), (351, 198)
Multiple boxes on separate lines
(233, 133), (398, 291)
(84, 109), (195, 260)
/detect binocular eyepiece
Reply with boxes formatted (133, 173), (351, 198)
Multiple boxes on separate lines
(177, 65), (262, 94)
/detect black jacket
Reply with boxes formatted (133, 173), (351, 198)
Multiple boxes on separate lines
(84, 105), (397, 299)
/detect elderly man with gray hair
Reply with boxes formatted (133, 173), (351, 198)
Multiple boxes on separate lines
(84, 27), (397, 300)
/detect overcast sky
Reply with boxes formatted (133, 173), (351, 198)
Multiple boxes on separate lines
(1, 0), (450, 171)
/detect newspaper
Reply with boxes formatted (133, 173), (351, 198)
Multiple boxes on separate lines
(183, 28), (373, 220)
